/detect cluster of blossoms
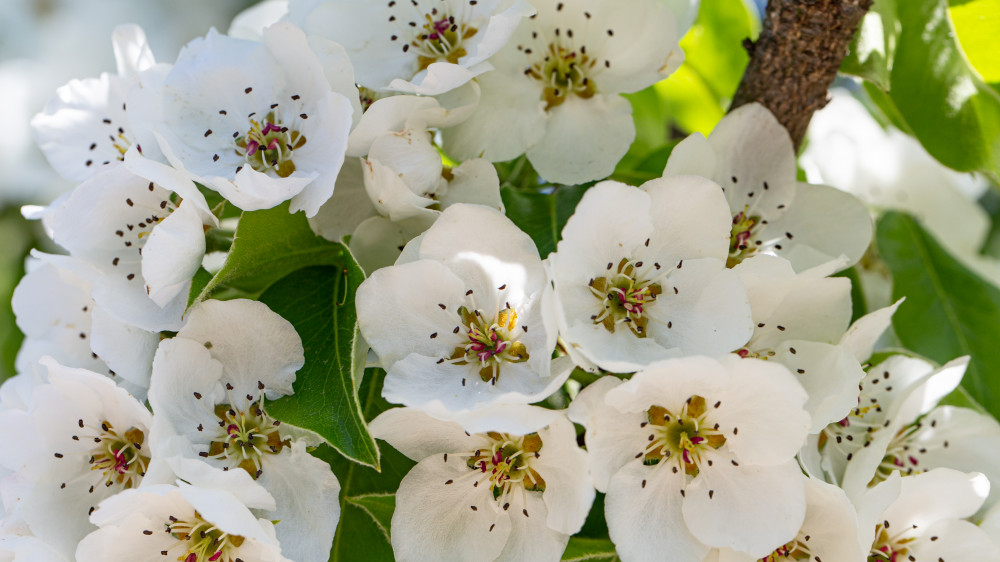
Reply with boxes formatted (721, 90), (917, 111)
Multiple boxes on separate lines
(3, 0), (1000, 561)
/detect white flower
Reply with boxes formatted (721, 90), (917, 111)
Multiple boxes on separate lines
(357, 203), (564, 420)
(664, 102), (873, 272)
(547, 178), (752, 373)
(569, 356), (811, 560)
(30, 24), (162, 183)
(709, 477), (867, 562)
(148, 299), (340, 562)
(370, 406), (593, 561)
(812, 354), (1000, 514)
(44, 163), (213, 329)
(734, 255), (899, 432)
(857, 469), (1000, 561)
(443, 0), (683, 184)
(151, 23), (357, 216)
(286, 0), (535, 95)
(76, 481), (290, 562)
(12, 358), (152, 559)
(12, 257), (159, 396)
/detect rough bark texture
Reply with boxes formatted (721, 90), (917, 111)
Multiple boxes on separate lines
(731, 0), (872, 150)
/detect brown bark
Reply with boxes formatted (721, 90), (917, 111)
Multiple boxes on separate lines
(731, 0), (872, 150)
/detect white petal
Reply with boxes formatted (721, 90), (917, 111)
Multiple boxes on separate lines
(89, 306), (157, 391)
(839, 299), (902, 363)
(140, 200), (206, 307)
(533, 416), (594, 535)
(177, 299), (304, 400)
(307, 158), (379, 243)
(495, 491), (568, 562)
(643, 175), (732, 263)
(526, 94), (634, 185)
(391, 456), (511, 562)
(683, 456), (806, 558)
(606, 461), (709, 562)
(111, 24), (155, 78)
(911, 518), (1000, 561)
(774, 341), (865, 432)
(369, 407), (485, 462)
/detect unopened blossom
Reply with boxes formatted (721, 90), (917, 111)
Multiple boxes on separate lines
(148, 299), (340, 562)
(443, 0), (684, 184)
(664, 102), (872, 272)
(44, 163), (213, 330)
(76, 481), (290, 562)
(11, 358), (152, 559)
(707, 477), (866, 562)
(150, 23), (357, 216)
(370, 406), (593, 561)
(548, 178), (752, 373)
(286, 0), (535, 95)
(569, 356), (811, 560)
(357, 204), (564, 420)
(31, 24), (163, 183)
(857, 469), (1000, 561)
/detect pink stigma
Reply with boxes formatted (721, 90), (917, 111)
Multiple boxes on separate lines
(209, 551), (223, 561)
(245, 140), (260, 157)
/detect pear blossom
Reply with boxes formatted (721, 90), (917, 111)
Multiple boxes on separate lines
(76, 481), (290, 562)
(547, 178), (752, 373)
(810, 354), (1000, 514)
(44, 163), (213, 330)
(734, 255), (900, 431)
(286, 0), (535, 95)
(12, 257), (159, 396)
(11, 358), (152, 559)
(856, 469), (1000, 561)
(148, 299), (340, 562)
(370, 406), (593, 561)
(349, 92), (502, 226)
(443, 0), (684, 184)
(357, 203), (564, 420)
(150, 23), (357, 216)
(663, 102), (873, 272)
(30, 24), (163, 183)
(569, 356), (811, 560)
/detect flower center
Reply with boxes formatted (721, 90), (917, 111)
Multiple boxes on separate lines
(526, 42), (597, 110)
(447, 305), (530, 385)
(89, 421), (149, 489)
(642, 396), (727, 477)
(466, 432), (546, 501)
(206, 402), (287, 479)
(234, 112), (305, 177)
(759, 539), (812, 561)
(728, 208), (761, 267)
(868, 520), (915, 562)
(873, 423), (924, 484)
(164, 511), (247, 562)
(411, 9), (476, 70)
(589, 258), (662, 338)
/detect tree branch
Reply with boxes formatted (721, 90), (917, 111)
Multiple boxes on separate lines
(731, 0), (872, 150)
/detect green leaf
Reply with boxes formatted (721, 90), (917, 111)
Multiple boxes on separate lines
(887, 0), (1000, 179)
(876, 211), (1000, 420)
(345, 493), (396, 542)
(322, 368), (417, 562)
(654, 66), (725, 136)
(500, 185), (588, 259)
(259, 264), (379, 469)
(842, 0), (899, 90)
(562, 537), (619, 561)
(949, 0), (1000, 88)
(191, 202), (350, 305)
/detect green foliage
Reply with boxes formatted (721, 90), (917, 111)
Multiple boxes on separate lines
(949, 0), (1000, 89)
(561, 537), (619, 561)
(841, 0), (898, 90)
(259, 264), (379, 469)
(189, 202), (350, 306)
(877, 212), (1000, 420)
(320, 368), (416, 562)
(847, 0), (1000, 180)
(500, 185), (589, 259)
